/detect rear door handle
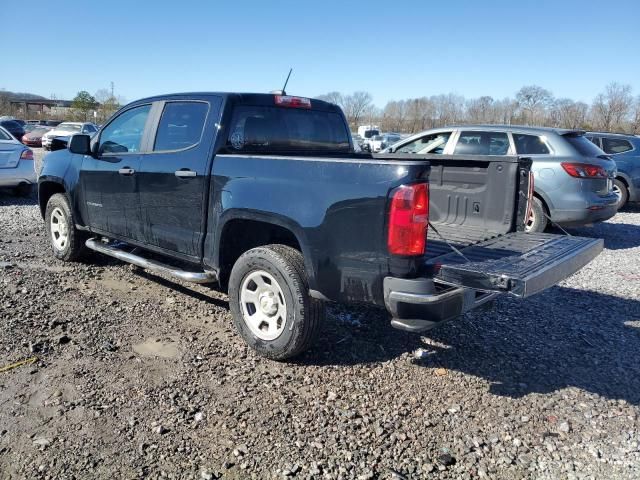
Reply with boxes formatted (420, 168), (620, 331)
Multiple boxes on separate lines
(175, 169), (197, 178)
(118, 167), (135, 176)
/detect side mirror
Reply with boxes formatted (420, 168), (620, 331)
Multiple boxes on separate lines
(69, 134), (92, 155)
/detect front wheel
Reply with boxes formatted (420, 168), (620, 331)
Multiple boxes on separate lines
(45, 193), (87, 261)
(525, 197), (548, 233)
(228, 244), (324, 360)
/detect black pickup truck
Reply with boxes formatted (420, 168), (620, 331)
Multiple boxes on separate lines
(38, 92), (603, 359)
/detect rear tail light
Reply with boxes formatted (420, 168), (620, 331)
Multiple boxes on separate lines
(20, 149), (34, 161)
(561, 162), (607, 178)
(388, 183), (429, 256)
(274, 95), (312, 109)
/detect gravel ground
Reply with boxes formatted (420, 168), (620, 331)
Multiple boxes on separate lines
(0, 150), (639, 479)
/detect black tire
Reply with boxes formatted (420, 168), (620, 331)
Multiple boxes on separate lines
(614, 178), (629, 210)
(228, 244), (324, 360)
(44, 193), (87, 262)
(525, 197), (548, 233)
(14, 183), (33, 197)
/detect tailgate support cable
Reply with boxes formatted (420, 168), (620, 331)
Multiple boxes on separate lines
(428, 222), (471, 262)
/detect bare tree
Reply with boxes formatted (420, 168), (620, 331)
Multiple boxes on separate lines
(315, 91), (344, 107)
(342, 91), (373, 129)
(515, 85), (553, 125)
(630, 96), (640, 134)
(550, 98), (589, 129)
(591, 82), (633, 132)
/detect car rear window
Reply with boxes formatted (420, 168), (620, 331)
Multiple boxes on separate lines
(564, 134), (605, 157)
(226, 106), (350, 154)
(1, 120), (20, 129)
(602, 137), (633, 154)
(513, 134), (550, 155)
(0, 129), (11, 141)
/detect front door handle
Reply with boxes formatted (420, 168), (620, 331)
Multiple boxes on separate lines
(118, 167), (135, 176)
(175, 169), (197, 178)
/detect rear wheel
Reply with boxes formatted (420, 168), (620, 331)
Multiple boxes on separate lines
(45, 193), (87, 261)
(525, 197), (548, 233)
(613, 179), (629, 210)
(228, 244), (324, 360)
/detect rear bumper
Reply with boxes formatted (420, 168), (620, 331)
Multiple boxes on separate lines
(0, 162), (37, 187)
(383, 277), (498, 332)
(552, 202), (618, 226)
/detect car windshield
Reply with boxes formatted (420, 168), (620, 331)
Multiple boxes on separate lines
(564, 134), (605, 157)
(385, 135), (400, 143)
(57, 124), (81, 132)
(363, 130), (379, 138)
(372, 135), (383, 141)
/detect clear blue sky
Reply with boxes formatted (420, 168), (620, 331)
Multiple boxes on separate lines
(2, 0), (639, 106)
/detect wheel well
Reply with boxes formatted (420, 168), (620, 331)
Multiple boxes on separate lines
(38, 182), (65, 218)
(616, 176), (629, 188)
(533, 191), (550, 215)
(218, 219), (301, 288)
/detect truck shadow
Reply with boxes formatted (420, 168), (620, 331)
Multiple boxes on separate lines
(551, 221), (640, 250)
(302, 286), (640, 405)
(0, 190), (38, 207)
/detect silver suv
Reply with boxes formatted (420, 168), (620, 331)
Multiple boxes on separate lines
(383, 125), (618, 232)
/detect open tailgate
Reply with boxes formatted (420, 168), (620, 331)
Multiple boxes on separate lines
(426, 232), (603, 298)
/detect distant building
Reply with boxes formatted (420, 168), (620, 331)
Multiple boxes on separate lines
(9, 98), (74, 118)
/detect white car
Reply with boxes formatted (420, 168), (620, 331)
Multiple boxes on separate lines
(369, 133), (402, 153)
(42, 122), (98, 150)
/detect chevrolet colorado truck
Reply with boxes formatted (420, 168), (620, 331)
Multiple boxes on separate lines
(38, 92), (603, 359)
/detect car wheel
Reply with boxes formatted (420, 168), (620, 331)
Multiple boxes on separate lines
(45, 193), (87, 261)
(228, 244), (325, 360)
(525, 197), (548, 233)
(613, 179), (629, 210)
(14, 184), (33, 197)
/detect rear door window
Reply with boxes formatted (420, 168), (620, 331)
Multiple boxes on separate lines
(513, 134), (550, 155)
(454, 131), (510, 155)
(227, 106), (350, 153)
(602, 137), (633, 154)
(154, 101), (209, 151)
(396, 132), (452, 154)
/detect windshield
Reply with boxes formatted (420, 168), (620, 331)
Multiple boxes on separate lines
(372, 135), (383, 141)
(564, 134), (605, 157)
(385, 135), (401, 143)
(57, 124), (81, 132)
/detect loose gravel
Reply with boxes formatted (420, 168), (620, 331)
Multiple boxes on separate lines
(0, 149), (639, 479)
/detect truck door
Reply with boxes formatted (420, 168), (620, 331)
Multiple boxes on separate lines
(81, 104), (152, 239)
(136, 96), (222, 260)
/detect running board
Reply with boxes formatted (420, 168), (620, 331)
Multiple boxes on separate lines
(85, 238), (217, 284)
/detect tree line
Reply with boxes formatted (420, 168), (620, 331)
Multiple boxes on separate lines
(317, 83), (640, 135)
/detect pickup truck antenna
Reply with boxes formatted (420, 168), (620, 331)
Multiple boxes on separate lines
(281, 68), (293, 95)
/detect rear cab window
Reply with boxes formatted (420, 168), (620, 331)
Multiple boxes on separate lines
(513, 134), (550, 155)
(602, 137), (633, 154)
(454, 131), (509, 155)
(226, 105), (350, 154)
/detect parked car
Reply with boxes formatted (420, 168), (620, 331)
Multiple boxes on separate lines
(369, 133), (402, 153)
(38, 92), (602, 359)
(383, 125), (619, 232)
(22, 127), (52, 147)
(586, 132), (640, 208)
(0, 120), (25, 141)
(42, 122), (98, 150)
(0, 126), (36, 196)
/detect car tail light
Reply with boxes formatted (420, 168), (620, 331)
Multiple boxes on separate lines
(561, 162), (607, 178)
(388, 183), (429, 256)
(20, 149), (34, 160)
(274, 95), (312, 109)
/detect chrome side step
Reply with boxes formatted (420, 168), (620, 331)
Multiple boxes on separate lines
(85, 238), (217, 284)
